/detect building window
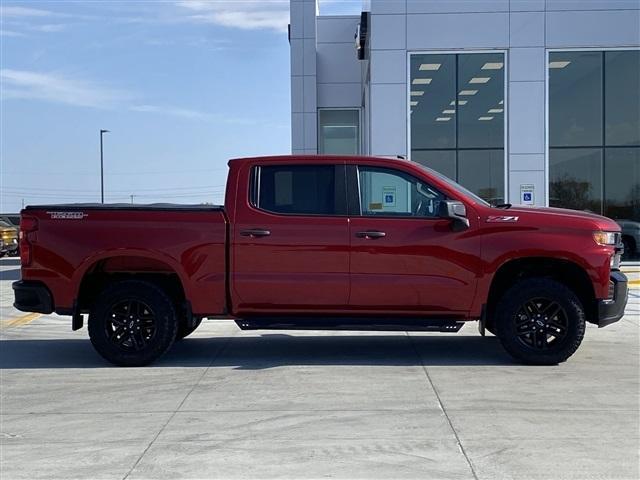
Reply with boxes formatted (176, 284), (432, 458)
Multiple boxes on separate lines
(318, 109), (361, 155)
(409, 52), (505, 205)
(549, 51), (640, 227)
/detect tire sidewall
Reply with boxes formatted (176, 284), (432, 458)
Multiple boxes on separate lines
(496, 278), (586, 365)
(88, 280), (178, 367)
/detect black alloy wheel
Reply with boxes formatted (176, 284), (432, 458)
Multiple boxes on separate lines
(513, 297), (568, 350)
(89, 280), (178, 366)
(106, 299), (157, 351)
(495, 278), (586, 365)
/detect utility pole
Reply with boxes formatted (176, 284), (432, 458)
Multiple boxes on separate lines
(100, 129), (109, 203)
(130, 194), (135, 204)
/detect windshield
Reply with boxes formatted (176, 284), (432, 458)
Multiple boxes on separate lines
(412, 162), (491, 207)
(0, 220), (12, 228)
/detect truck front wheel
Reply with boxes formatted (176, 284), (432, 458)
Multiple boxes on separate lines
(495, 278), (586, 365)
(88, 280), (178, 367)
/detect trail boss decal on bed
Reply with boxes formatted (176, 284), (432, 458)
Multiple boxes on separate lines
(486, 215), (519, 223)
(46, 211), (88, 220)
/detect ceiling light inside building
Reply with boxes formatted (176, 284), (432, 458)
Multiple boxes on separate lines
(488, 108), (504, 113)
(410, 91), (424, 96)
(469, 77), (491, 84)
(412, 78), (432, 85)
(459, 90), (478, 96)
(478, 116), (494, 121)
(436, 117), (451, 121)
(481, 62), (504, 70)
(549, 61), (571, 69)
(410, 101), (419, 106)
(498, 100), (504, 105)
(442, 109), (455, 114)
(419, 63), (441, 71)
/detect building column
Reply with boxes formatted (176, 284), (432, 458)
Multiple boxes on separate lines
(290, 0), (318, 154)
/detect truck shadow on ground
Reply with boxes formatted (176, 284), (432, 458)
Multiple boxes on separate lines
(0, 334), (516, 369)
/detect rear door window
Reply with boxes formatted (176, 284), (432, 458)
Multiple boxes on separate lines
(253, 165), (343, 215)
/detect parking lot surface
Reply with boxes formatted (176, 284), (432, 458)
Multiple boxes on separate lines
(1, 256), (639, 479)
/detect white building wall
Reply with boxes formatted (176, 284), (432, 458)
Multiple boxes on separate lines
(290, 0), (318, 155)
(316, 16), (362, 110)
(292, 0), (640, 206)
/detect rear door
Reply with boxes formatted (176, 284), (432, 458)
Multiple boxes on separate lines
(348, 164), (481, 315)
(231, 162), (350, 315)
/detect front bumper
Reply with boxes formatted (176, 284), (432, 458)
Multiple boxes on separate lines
(597, 271), (628, 328)
(12, 280), (54, 314)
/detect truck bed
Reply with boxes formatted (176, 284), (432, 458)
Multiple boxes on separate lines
(20, 203), (228, 317)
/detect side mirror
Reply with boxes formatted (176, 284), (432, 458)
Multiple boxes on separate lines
(438, 200), (470, 231)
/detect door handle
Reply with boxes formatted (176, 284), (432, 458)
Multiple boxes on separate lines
(356, 230), (386, 239)
(240, 228), (271, 238)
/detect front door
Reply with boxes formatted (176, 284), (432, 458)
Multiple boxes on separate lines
(232, 162), (350, 315)
(349, 165), (480, 316)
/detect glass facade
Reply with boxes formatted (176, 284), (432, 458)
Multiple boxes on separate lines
(549, 50), (640, 224)
(409, 52), (505, 204)
(318, 109), (360, 155)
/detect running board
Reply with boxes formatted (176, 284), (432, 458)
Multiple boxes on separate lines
(235, 317), (464, 333)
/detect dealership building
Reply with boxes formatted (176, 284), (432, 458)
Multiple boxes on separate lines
(289, 0), (639, 224)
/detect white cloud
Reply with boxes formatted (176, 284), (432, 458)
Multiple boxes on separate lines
(31, 24), (67, 33)
(130, 103), (258, 125)
(0, 29), (25, 37)
(130, 104), (211, 120)
(0, 69), (130, 108)
(176, 0), (289, 32)
(0, 6), (59, 17)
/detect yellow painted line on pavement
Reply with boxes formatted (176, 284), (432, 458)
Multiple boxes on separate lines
(628, 279), (640, 288)
(0, 312), (41, 330)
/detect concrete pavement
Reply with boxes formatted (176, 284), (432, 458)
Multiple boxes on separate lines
(1, 256), (638, 479)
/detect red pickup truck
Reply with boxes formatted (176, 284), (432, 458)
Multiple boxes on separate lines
(13, 155), (628, 366)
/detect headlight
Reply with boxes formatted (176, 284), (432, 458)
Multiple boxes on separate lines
(593, 231), (618, 246)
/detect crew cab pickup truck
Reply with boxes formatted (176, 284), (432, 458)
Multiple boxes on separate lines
(13, 155), (628, 366)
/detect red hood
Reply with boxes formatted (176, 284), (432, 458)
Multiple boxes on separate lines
(484, 205), (621, 231)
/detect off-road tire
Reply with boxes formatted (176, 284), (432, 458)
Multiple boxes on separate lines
(176, 317), (203, 340)
(495, 278), (586, 365)
(88, 280), (178, 367)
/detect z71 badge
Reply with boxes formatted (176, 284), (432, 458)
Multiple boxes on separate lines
(46, 211), (88, 220)
(486, 215), (519, 223)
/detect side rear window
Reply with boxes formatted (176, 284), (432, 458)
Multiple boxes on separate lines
(253, 165), (339, 215)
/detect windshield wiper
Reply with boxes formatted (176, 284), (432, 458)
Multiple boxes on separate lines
(494, 203), (512, 209)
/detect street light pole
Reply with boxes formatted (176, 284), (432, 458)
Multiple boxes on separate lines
(100, 129), (109, 203)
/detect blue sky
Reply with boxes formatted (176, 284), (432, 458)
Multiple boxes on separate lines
(0, 0), (361, 211)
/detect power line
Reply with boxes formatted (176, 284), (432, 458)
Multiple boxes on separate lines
(2, 192), (224, 199)
(2, 167), (228, 176)
(1, 185), (226, 194)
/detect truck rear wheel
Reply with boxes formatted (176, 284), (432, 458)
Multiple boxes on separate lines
(495, 278), (586, 365)
(88, 280), (178, 367)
